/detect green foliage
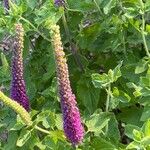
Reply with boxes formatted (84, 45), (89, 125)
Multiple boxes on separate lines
(0, 0), (150, 149)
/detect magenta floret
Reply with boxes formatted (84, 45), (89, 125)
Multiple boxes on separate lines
(54, 0), (65, 7)
(3, 0), (9, 12)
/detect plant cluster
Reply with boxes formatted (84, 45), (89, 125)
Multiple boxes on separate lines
(0, 0), (150, 150)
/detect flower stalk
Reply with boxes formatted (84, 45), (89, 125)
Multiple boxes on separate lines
(50, 24), (84, 146)
(54, 0), (65, 7)
(10, 23), (30, 111)
(139, 0), (150, 58)
(62, 10), (84, 72)
(3, 0), (9, 13)
(105, 83), (111, 134)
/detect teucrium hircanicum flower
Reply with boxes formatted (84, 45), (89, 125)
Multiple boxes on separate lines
(3, 0), (9, 12)
(54, 0), (65, 7)
(50, 25), (84, 146)
(0, 91), (32, 126)
(10, 23), (30, 111)
(3, 0), (10, 14)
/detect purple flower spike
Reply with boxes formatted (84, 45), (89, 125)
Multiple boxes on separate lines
(3, 0), (9, 12)
(51, 25), (84, 146)
(10, 23), (30, 111)
(54, 0), (65, 7)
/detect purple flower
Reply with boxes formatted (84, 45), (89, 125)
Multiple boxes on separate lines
(3, 0), (9, 13)
(54, 0), (65, 7)
(10, 23), (30, 111)
(51, 25), (84, 146)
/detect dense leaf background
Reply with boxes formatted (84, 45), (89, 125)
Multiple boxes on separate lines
(0, 0), (150, 149)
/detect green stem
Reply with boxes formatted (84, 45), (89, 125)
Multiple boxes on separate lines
(62, 10), (84, 72)
(34, 125), (50, 135)
(62, 12), (70, 42)
(122, 29), (127, 59)
(106, 84), (111, 112)
(139, 0), (144, 9)
(139, 0), (150, 58)
(19, 17), (51, 42)
(105, 84), (111, 134)
(93, 0), (103, 17)
(141, 14), (150, 57)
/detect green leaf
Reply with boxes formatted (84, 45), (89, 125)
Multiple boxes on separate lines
(107, 115), (120, 143)
(0, 53), (10, 83)
(55, 114), (63, 130)
(92, 73), (110, 88)
(143, 120), (150, 137)
(92, 62), (122, 88)
(112, 87), (131, 108)
(77, 76), (100, 114)
(140, 106), (150, 121)
(78, 23), (102, 50)
(42, 133), (65, 149)
(1, 53), (9, 71)
(133, 129), (143, 141)
(67, 0), (95, 12)
(112, 61), (122, 81)
(4, 131), (18, 150)
(17, 130), (31, 147)
(35, 2), (63, 27)
(135, 59), (148, 74)
(117, 106), (143, 126)
(125, 124), (141, 140)
(49, 130), (65, 143)
(10, 122), (25, 131)
(91, 137), (117, 149)
(140, 77), (150, 87)
(126, 141), (141, 149)
(141, 136), (150, 146)
(103, 0), (116, 14)
(42, 135), (56, 149)
(26, 0), (37, 9)
(35, 142), (46, 150)
(127, 82), (142, 97)
(85, 112), (111, 134)
(36, 110), (55, 129)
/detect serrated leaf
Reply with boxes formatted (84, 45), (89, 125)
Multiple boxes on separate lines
(126, 141), (141, 149)
(4, 131), (18, 150)
(143, 120), (150, 137)
(91, 137), (117, 149)
(103, 0), (116, 14)
(141, 136), (150, 146)
(92, 73), (110, 88)
(92, 62), (122, 88)
(133, 129), (143, 141)
(140, 106), (150, 121)
(77, 76), (100, 114)
(86, 112), (111, 134)
(135, 59), (148, 74)
(125, 124), (141, 140)
(17, 130), (31, 147)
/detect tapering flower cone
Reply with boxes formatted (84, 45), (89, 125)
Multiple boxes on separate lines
(54, 0), (65, 7)
(10, 23), (30, 111)
(51, 25), (84, 146)
(3, 0), (9, 12)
